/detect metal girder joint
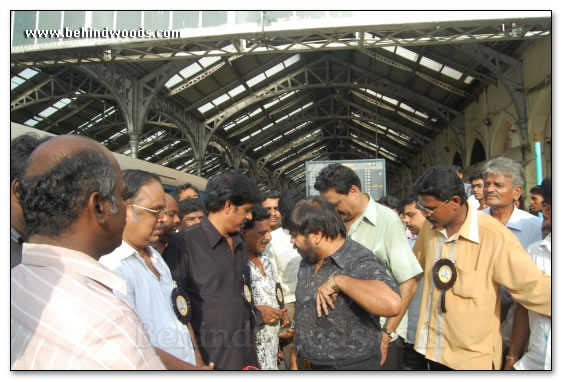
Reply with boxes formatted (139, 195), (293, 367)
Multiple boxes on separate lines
(455, 43), (528, 143)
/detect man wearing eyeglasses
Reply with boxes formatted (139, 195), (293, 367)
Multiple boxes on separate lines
(411, 166), (550, 370)
(100, 169), (212, 370)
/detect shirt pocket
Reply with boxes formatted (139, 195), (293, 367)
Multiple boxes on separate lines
(451, 265), (477, 299)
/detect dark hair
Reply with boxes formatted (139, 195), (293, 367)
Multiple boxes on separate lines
(204, 169), (259, 213)
(378, 195), (401, 211)
(529, 185), (542, 195)
(174, 182), (200, 200)
(19, 148), (118, 237)
(413, 166), (467, 204)
(11, 134), (50, 184)
(540, 177), (551, 206)
(468, 171), (484, 183)
(178, 198), (206, 218)
(278, 189), (306, 222)
(284, 196), (346, 240)
(400, 193), (418, 209)
(122, 169), (161, 201)
(313, 163), (361, 194)
(242, 204), (271, 230)
(261, 191), (281, 201)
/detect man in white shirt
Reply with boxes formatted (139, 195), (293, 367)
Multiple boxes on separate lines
(505, 177), (551, 370)
(100, 169), (212, 370)
(263, 189), (305, 369)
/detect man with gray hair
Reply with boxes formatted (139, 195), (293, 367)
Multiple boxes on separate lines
(481, 156), (542, 353)
(11, 135), (164, 369)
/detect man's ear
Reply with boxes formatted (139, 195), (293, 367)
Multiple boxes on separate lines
(89, 192), (108, 224)
(513, 186), (523, 202)
(224, 200), (233, 214)
(310, 230), (323, 245)
(11, 179), (20, 199)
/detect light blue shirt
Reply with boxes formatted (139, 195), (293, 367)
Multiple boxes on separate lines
(482, 206), (542, 249)
(100, 241), (196, 365)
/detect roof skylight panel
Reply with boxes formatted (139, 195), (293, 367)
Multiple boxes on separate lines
(415, 111), (429, 119)
(11, 77), (25, 90)
(165, 74), (183, 88)
(441, 66), (463, 80)
(53, 98), (72, 109)
(199, 56), (222, 67)
(265, 63), (285, 78)
(38, 106), (58, 118)
(420, 56), (443, 72)
(240, 135), (250, 142)
(395, 46), (419, 62)
(399, 103), (416, 113)
(249, 108), (262, 117)
(197, 103), (215, 114)
(212, 93), (230, 107)
(108, 128), (127, 141)
(247, 73), (267, 88)
(11, 68), (40, 90)
(382, 95), (399, 105)
(24, 118), (41, 127)
(228, 85), (246, 98)
(464, 76), (474, 85)
(283, 54), (301, 67)
(262, 123), (274, 131)
(179, 63), (203, 78)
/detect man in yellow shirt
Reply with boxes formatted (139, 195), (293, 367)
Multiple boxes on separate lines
(412, 166), (551, 370)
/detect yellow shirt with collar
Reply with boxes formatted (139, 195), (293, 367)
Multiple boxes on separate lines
(413, 204), (551, 370)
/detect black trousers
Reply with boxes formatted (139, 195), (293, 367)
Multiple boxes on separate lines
(381, 336), (405, 370)
(402, 343), (429, 371)
(299, 355), (382, 370)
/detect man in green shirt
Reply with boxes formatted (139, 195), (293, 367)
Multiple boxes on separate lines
(314, 163), (422, 370)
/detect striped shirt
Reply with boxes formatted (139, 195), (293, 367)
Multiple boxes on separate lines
(11, 243), (165, 370)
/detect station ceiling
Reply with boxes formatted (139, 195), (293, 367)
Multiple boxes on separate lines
(10, 11), (552, 191)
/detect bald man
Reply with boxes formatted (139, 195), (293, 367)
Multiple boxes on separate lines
(11, 135), (164, 370)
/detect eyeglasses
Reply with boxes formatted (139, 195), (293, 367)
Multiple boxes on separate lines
(131, 204), (168, 217)
(416, 199), (450, 216)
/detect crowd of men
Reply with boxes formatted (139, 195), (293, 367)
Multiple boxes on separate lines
(10, 133), (551, 370)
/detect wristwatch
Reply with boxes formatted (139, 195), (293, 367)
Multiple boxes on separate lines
(382, 327), (396, 337)
(327, 273), (340, 293)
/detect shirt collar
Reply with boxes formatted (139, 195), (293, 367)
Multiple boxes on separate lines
(436, 202), (480, 243)
(11, 225), (24, 244)
(539, 233), (551, 252)
(200, 215), (245, 250)
(21, 242), (128, 296)
(111, 240), (160, 263)
(326, 238), (352, 269)
(482, 205), (531, 232)
(350, 194), (377, 232)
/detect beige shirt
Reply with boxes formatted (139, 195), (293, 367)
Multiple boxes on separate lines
(413, 205), (551, 370)
(11, 243), (165, 370)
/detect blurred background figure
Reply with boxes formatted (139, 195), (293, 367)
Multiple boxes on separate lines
(177, 198), (206, 229)
(175, 182), (200, 201)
